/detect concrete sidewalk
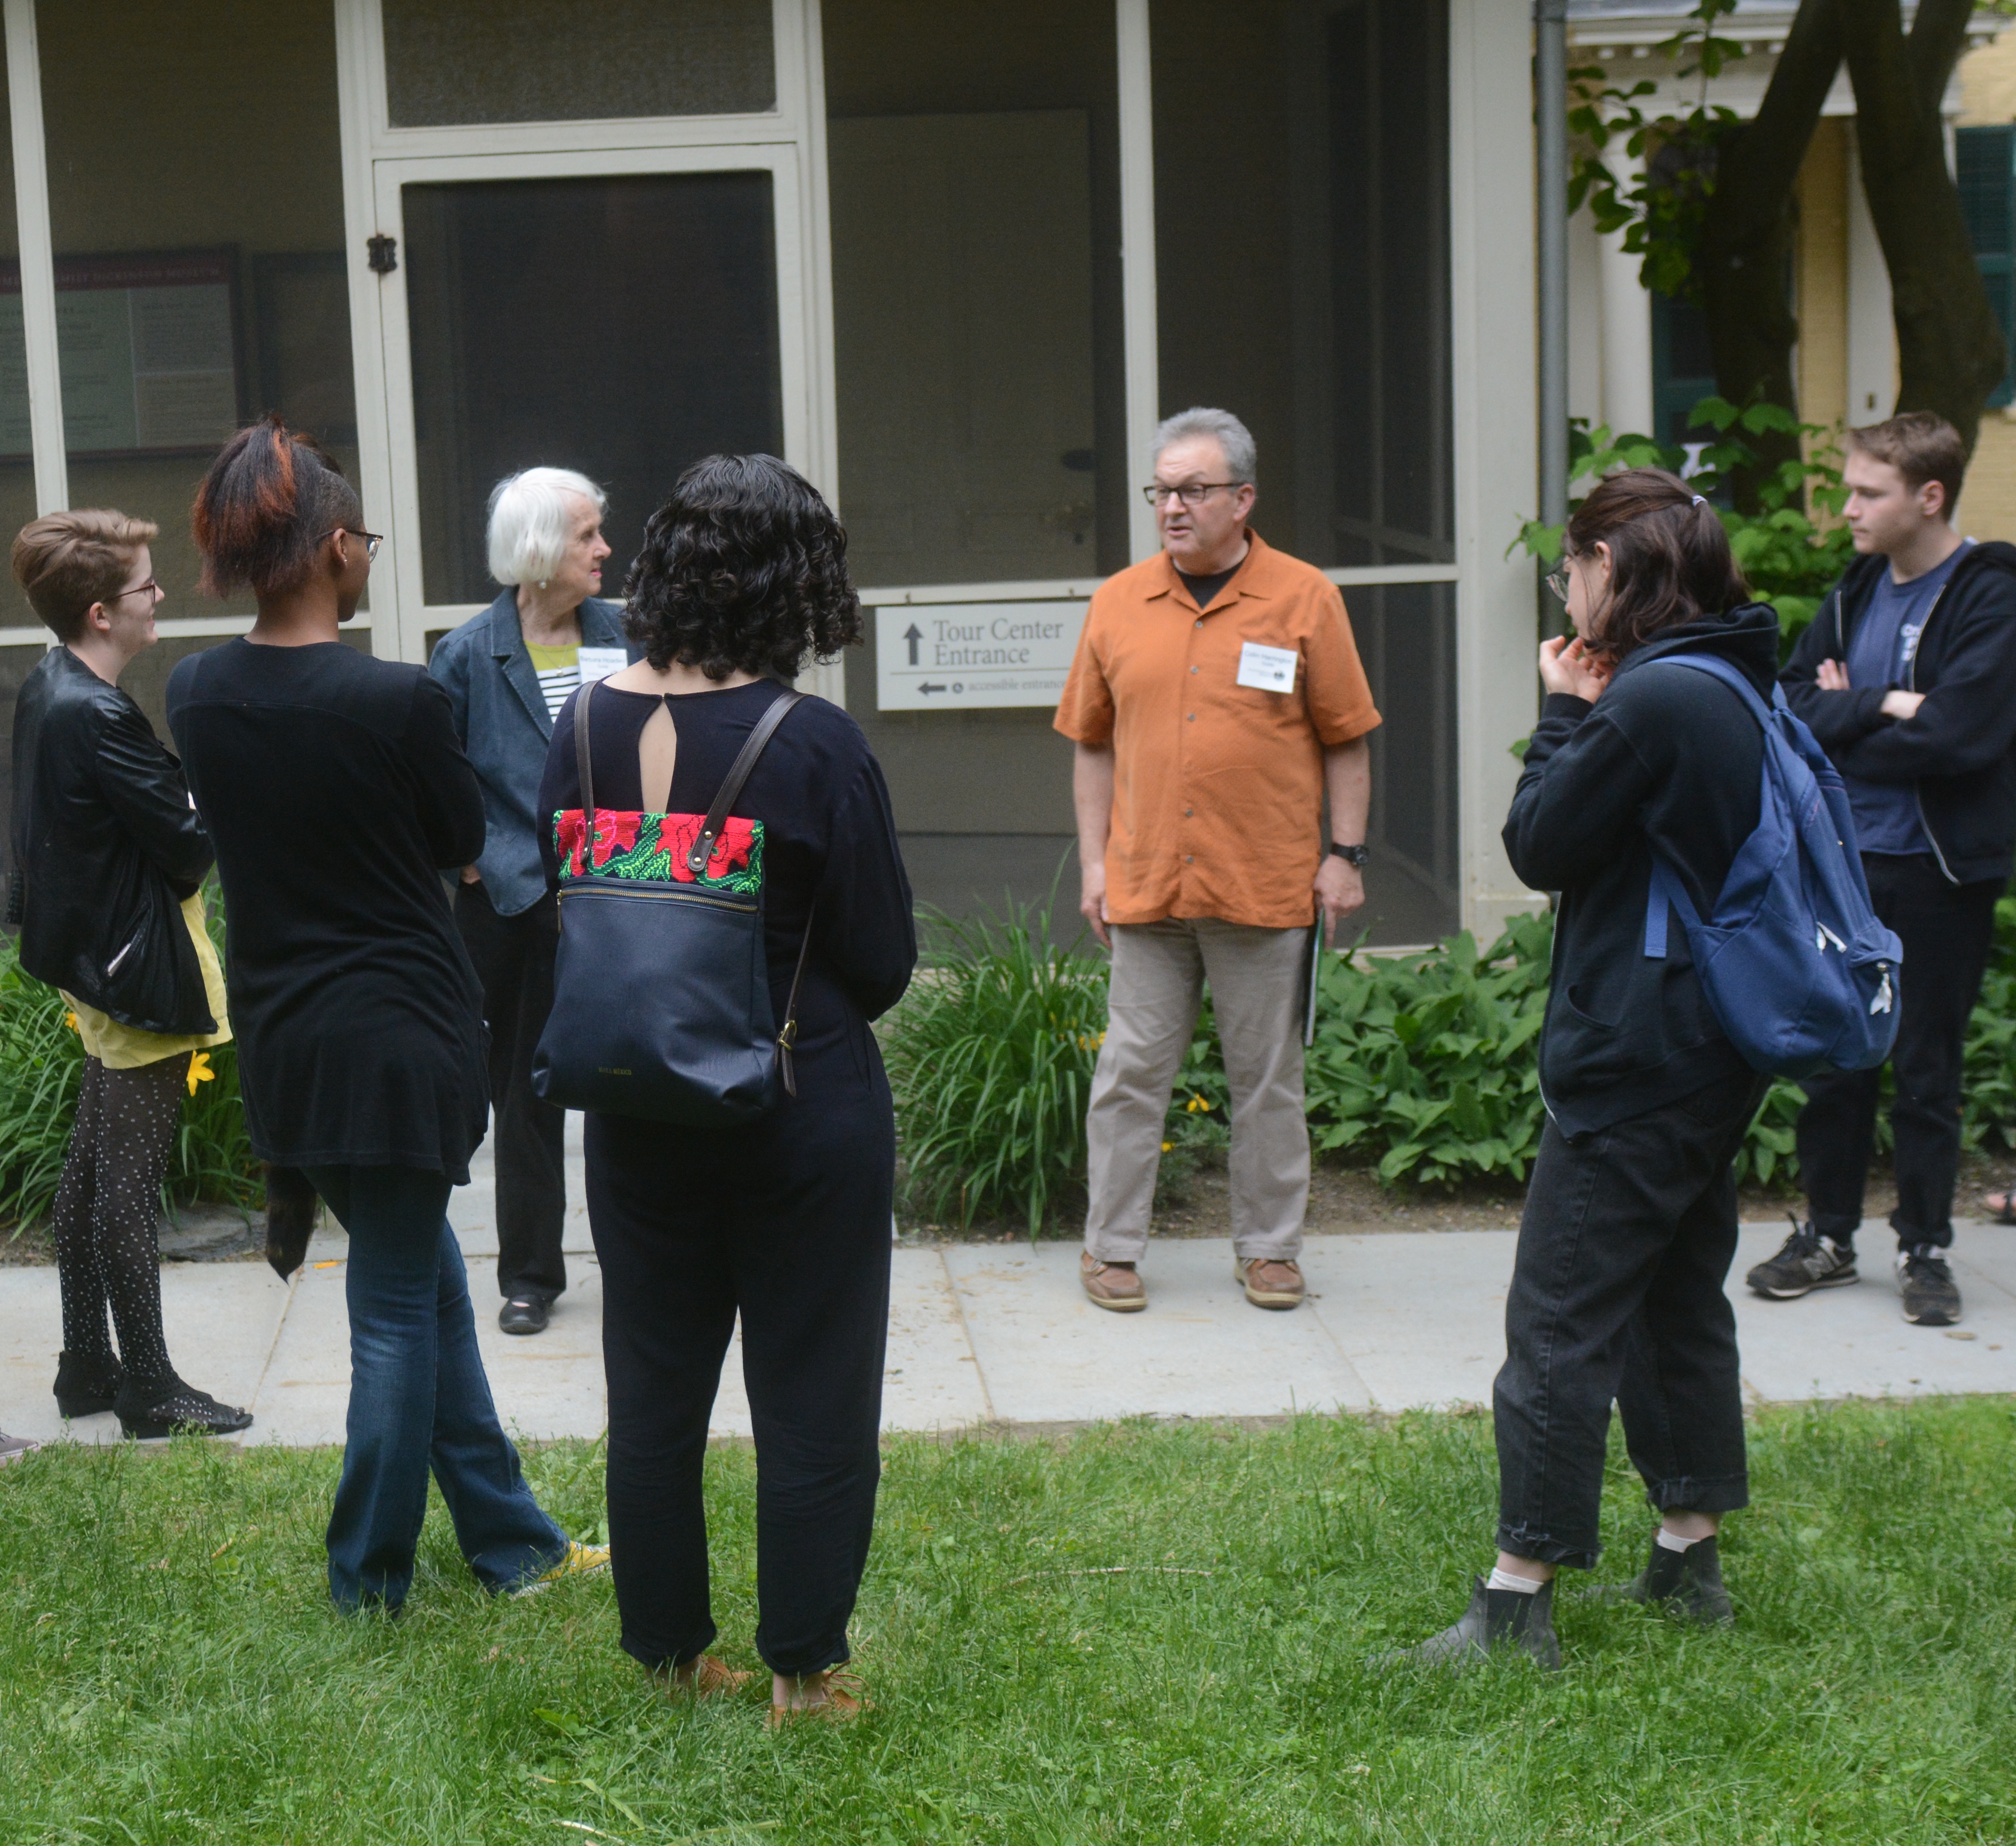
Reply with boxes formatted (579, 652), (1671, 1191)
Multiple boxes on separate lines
(4, 1126), (2011, 1446)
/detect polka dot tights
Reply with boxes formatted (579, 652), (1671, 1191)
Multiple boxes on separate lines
(51, 1053), (189, 1391)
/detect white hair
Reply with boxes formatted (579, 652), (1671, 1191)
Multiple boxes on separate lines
(486, 467), (608, 585)
(1153, 406), (1257, 485)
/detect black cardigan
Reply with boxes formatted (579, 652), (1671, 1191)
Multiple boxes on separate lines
(1780, 540), (2016, 885)
(1504, 605), (1780, 1136)
(538, 679), (915, 1093)
(166, 639), (490, 1179)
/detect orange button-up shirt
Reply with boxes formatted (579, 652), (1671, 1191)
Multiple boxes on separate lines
(1053, 531), (1381, 930)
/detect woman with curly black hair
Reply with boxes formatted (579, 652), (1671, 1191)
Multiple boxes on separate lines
(537, 453), (914, 1722)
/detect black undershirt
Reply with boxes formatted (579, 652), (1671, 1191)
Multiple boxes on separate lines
(1177, 550), (1247, 613)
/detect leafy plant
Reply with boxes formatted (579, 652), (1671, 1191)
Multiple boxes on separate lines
(0, 882), (261, 1231)
(880, 896), (1110, 1233)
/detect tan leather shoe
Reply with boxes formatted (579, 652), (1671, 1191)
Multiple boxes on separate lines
(768, 1669), (871, 1727)
(1237, 1257), (1304, 1309)
(1081, 1251), (1147, 1312)
(663, 1654), (753, 1699)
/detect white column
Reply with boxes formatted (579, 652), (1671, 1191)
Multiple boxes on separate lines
(1598, 154), (1656, 439)
(1116, 0), (1160, 562)
(1450, 0), (1546, 939)
(3, 0), (65, 516)
(1846, 125), (1894, 425)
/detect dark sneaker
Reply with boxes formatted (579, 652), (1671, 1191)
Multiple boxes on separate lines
(1745, 1220), (1857, 1299)
(1898, 1246), (1961, 1326)
(1371, 1576), (1561, 1672)
(114, 1378), (254, 1441)
(1589, 1532), (1732, 1626)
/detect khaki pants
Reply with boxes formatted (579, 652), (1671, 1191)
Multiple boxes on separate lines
(1084, 917), (1310, 1263)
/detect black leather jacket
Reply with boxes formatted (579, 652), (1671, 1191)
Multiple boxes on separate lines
(7, 647), (216, 1033)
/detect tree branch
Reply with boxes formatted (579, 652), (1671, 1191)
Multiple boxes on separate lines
(1907, 0), (1975, 122)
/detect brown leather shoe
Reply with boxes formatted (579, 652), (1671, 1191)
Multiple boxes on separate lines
(768, 1669), (871, 1727)
(1237, 1257), (1304, 1309)
(663, 1655), (752, 1699)
(1081, 1251), (1147, 1312)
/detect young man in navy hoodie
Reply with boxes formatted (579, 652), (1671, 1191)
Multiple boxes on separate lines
(1754, 413), (2016, 1327)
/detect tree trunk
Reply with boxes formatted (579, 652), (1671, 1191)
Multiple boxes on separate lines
(1694, 0), (1844, 508)
(1845, 0), (2006, 457)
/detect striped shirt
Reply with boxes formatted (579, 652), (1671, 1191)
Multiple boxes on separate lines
(525, 643), (580, 721)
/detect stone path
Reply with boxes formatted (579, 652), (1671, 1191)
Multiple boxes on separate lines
(4, 1126), (2012, 1447)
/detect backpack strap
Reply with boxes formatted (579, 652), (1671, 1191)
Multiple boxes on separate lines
(574, 679), (599, 864)
(685, 687), (803, 876)
(1640, 649), (1784, 726)
(1643, 855), (1700, 958)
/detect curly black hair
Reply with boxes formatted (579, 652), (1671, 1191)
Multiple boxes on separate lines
(622, 454), (862, 679)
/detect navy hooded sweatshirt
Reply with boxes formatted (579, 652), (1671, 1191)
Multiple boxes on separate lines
(1504, 603), (1780, 1137)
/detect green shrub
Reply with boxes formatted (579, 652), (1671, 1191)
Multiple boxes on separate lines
(0, 885), (261, 1231)
(881, 897), (1109, 1233)
(884, 896), (2016, 1226)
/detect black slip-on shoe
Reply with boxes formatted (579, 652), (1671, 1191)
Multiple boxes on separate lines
(499, 1295), (551, 1335)
(1898, 1246), (1961, 1326)
(114, 1379), (254, 1441)
(1745, 1219), (1857, 1299)
(54, 1350), (123, 1418)
(1589, 1532), (1733, 1626)
(1370, 1575), (1561, 1672)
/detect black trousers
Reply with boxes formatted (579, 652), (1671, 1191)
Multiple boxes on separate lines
(1494, 1073), (1767, 1570)
(585, 1075), (893, 1679)
(1796, 852), (2004, 1252)
(455, 883), (567, 1300)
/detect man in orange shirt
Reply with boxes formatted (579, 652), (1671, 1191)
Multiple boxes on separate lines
(1055, 408), (1380, 1313)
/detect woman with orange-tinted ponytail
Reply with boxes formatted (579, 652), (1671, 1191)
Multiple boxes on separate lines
(169, 418), (598, 1611)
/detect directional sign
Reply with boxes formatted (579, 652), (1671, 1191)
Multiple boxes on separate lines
(875, 600), (1088, 711)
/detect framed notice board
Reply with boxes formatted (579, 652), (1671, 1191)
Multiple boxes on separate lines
(0, 249), (244, 459)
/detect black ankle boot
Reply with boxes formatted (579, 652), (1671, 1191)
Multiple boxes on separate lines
(1590, 1532), (1733, 1625)
(1374, 1575), (1562, 1671)
(113, 1374), (255, 1441)
(54, 1350), (123, 1418)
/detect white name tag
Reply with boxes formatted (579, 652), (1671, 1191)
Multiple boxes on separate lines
(577, 646), (627, 683)
(1235, 640), (1298, 693)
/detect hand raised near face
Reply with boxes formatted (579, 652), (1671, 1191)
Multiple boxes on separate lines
(1538, 634), (1612, 703)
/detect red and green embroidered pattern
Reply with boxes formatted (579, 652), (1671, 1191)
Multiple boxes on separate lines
(554, 810), (763, 895)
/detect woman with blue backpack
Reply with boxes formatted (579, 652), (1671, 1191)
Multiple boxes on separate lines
(1385, 467), (1890, 1668)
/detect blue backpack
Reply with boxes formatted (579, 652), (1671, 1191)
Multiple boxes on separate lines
(1640, 652), (1902, 1077)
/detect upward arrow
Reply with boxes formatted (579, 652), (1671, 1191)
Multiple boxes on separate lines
(903, 623), (923, 666)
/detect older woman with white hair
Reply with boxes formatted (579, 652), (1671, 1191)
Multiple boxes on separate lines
(428, 467), (632, 1335)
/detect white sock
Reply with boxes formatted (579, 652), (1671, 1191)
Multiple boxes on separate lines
(1486, 1566), (1545, 1594)
(1656, 1528), (1706, 1553)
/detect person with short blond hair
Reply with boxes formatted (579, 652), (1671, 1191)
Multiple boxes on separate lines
(1761, 412), (2016, 1327)
(8, 507), (248, 1439)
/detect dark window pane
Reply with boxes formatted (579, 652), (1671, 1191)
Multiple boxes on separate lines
(1350, 581), (1459, 942)
(1957, 126), (2013, 258)
(383, 0), (773, 127)
(1653, 294), (1718, 445)
(823, 0), (1126, 588)
(402, 173), (783, 605)
(1152, 0), (1452, 569)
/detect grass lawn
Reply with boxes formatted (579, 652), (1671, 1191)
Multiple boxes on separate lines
(2, 1400), (2012, 1844)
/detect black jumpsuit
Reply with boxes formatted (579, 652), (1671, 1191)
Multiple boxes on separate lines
(538, 678), (914, 1678)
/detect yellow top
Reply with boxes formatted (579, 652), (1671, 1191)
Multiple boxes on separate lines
(61, 892), (233, 1070)
(525, 643), (579, 671)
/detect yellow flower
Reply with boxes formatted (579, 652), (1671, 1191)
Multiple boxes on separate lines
(1186, 1094), (1212, 1113)
(63, 1012), (78, 1033)
(186, 1051), (215, 1098)
(1161, 1140), (1173, 1153)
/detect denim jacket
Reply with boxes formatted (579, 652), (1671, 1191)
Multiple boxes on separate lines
(428, 589), (636, 917)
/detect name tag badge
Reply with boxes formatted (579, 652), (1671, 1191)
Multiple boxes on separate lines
(577, 646), (627, 684)
(1235, 641), (1298, 694)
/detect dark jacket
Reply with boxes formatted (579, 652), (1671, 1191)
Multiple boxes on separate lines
(7, 646), (215, 1034)
(1504, 604), (1780, 1136)
(427, 592), (634, 917)
(1780, 540), (2016, 885)
(167, 639), (490, 1180)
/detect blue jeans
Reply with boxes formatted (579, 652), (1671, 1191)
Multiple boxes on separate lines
(307, 1165), (567, 1609)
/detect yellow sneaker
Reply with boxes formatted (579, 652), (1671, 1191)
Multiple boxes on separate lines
(516, 1539), (610, 1594)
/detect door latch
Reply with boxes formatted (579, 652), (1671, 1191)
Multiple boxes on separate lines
(367, 234), (398, 275)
